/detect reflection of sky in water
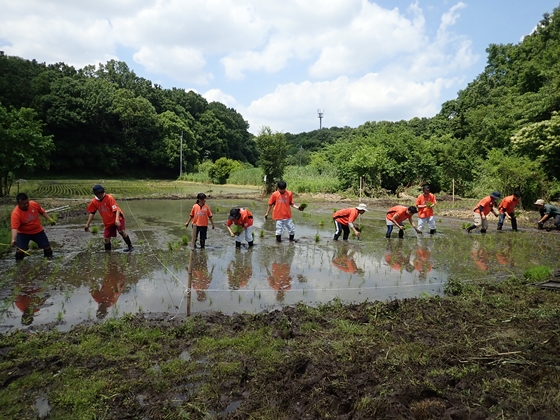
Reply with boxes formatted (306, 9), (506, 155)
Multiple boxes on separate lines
(1, 199), (558, 331)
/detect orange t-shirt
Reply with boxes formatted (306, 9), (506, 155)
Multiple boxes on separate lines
(498, 195), (519, 214)
(190, 203), (213, 227)
(226, 208), (253, 228)
(416, 193), (436, 218)
(332, 208), (360, 225)
(86, 194), (124, 228)
(386, 206), (411, 224)
(332, 257), (358, 274)
(11, 201), (46, 235)
(268, 190), (294, 220)
(473, 196), (495, 216)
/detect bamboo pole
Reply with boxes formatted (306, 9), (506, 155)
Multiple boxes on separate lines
(186, 223), (196, 316)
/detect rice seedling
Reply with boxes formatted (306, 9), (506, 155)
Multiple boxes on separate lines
(523, 265), (552, 282)
(315, 234), (320, 242)
(91, 226), (99, 234)
(232, 225), (244, 236)
(260, 230), (265, 238)
(181, 235), (189, 246)
(299, 203), (308, 211)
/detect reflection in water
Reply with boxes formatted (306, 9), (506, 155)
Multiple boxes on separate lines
(191, 251), (214, 302)
(266, 246), (295, 302)
(15, 286), (47, 326)
(384, 240), (414, 273)
(413, 239), (434, 281)
(90, 260), (127, 319)
(470, 240), (489, 271)
(227, 250), (253, 289)
(332, 243), (364, 275)
(495, 236), (514, 267)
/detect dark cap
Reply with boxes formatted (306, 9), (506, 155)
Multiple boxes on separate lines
(92, 184), (105, 194)
(228, 208), (240, 221)
(490, 191), (501, 200)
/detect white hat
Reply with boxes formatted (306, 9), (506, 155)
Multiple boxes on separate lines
(356, 203), (368, 212)
(534, 199), (545, 206)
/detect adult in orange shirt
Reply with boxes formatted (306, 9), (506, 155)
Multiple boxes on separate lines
(185, 192), (215, 249)
(385, 205), (421, 238)
(332, 203), (368, 241)
(497, 191), (521, 231)
(11, 193), (56, 261)
(85, 184), (134, 252)
(226, 208), (254, 249)
(416, 185), (437, 235)
(466, 191), (500, 234)
(265, 180), (302, 242)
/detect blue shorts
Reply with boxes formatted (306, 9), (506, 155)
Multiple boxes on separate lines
(16, 230), (51, 250)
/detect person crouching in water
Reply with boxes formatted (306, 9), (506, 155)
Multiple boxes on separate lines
(11, 193), (56, 261)
(85, 185), (134, 252)
(386, 205), (421, 238)
(466, 191), (501, 234)
(185, 193), (215, 249)
(226, 208), (254, 249)
(332, 203), (368, 241)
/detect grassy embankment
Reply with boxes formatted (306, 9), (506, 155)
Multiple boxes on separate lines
(1, 268), (559, 419)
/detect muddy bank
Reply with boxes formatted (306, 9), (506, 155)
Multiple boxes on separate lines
(1, 274), (560, 419)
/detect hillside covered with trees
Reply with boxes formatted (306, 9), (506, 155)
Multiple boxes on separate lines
(2, 5), (560, 204)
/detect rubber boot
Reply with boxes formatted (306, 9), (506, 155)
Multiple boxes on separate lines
(235, 241), (241, 249)
(480, 229), (487, 234)
(429, 229), (436, 235)
(333, 234), (340, 241)
(43, 248), (53, 259)
(398, 229), (404, 239)
(511, 218), (518, 232)
(385, 233), (391, 239)
(105, 242), (112, 251)
(248, 241), (254, 248)
(276, 235), (282, 243)
(15, 251), (25, 262)
(466, 225), (476, 233)
(200, 239), (205, 249)
(123, 236), (134, 252)
(497, 224), (502, 231)
(289, 235), (295, 242)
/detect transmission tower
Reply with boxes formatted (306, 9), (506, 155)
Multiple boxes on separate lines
(317, 109), (324, 129)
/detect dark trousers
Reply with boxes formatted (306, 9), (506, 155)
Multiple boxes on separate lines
(333, 220), (350, 240)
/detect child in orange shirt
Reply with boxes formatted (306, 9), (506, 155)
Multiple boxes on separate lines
(185, 193), (215, 249)
(264, 180), (302, 242)
(226, 208), (254, 249)
(85, 184), (134, 252)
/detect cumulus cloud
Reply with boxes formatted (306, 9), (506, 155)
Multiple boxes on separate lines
(202, 89), (238, 108)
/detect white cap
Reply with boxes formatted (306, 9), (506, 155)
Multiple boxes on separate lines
(356, 203), (368, 212)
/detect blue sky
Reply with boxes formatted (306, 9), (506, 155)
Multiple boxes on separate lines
(1, 1), (558, 134)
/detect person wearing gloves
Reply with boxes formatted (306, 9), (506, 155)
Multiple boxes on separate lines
(466, 191), (501, 234)
(385, 205), (421, 239)
(332, 203), (368, 241)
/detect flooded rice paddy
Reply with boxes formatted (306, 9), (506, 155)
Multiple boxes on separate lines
(1, 199), (558, 332)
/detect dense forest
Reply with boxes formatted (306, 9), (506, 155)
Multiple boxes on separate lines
(2, 6), (560, 204)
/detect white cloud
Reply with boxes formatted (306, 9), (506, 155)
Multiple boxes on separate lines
(133, 46), (212, 85)
(202, 89), (238, 108)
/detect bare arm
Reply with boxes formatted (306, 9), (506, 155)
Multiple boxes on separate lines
(85, 213), (95, 231)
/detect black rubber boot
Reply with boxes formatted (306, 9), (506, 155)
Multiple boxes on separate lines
(333, 234), (340, 241)
(200, 239), (205, 249)
(15, 251), (25, 262)
(429, 229), (436, 235)
(466, 225), (476, 233)
(43, 248), (53, 259)
(123, 236), (134, 252)
(276, 235), (282, 243)
(289, 235), (295, 242)
(105, 242), (112, 251)
(511, 218), (518, 231)
(385, 233), (391, 239)
(398, 229), (404, 239)
(480, 229), (487, 234)
(235, 241), (241, 249)
(248, 241), (254, 248)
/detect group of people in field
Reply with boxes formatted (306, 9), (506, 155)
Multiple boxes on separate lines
(9, 182), (560, 261)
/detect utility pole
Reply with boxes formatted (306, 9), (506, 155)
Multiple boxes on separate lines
(317, 109), (324, 129)
(179, 131), (183, 177)
(299, 145), (303, 166)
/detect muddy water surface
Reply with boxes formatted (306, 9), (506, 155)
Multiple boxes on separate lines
(1, 199), (557, 331)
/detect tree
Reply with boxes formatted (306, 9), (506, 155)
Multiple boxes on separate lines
(208, 157), (243, 184)
(0, 103), (54, 196)
(254, 126), (288, 194)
